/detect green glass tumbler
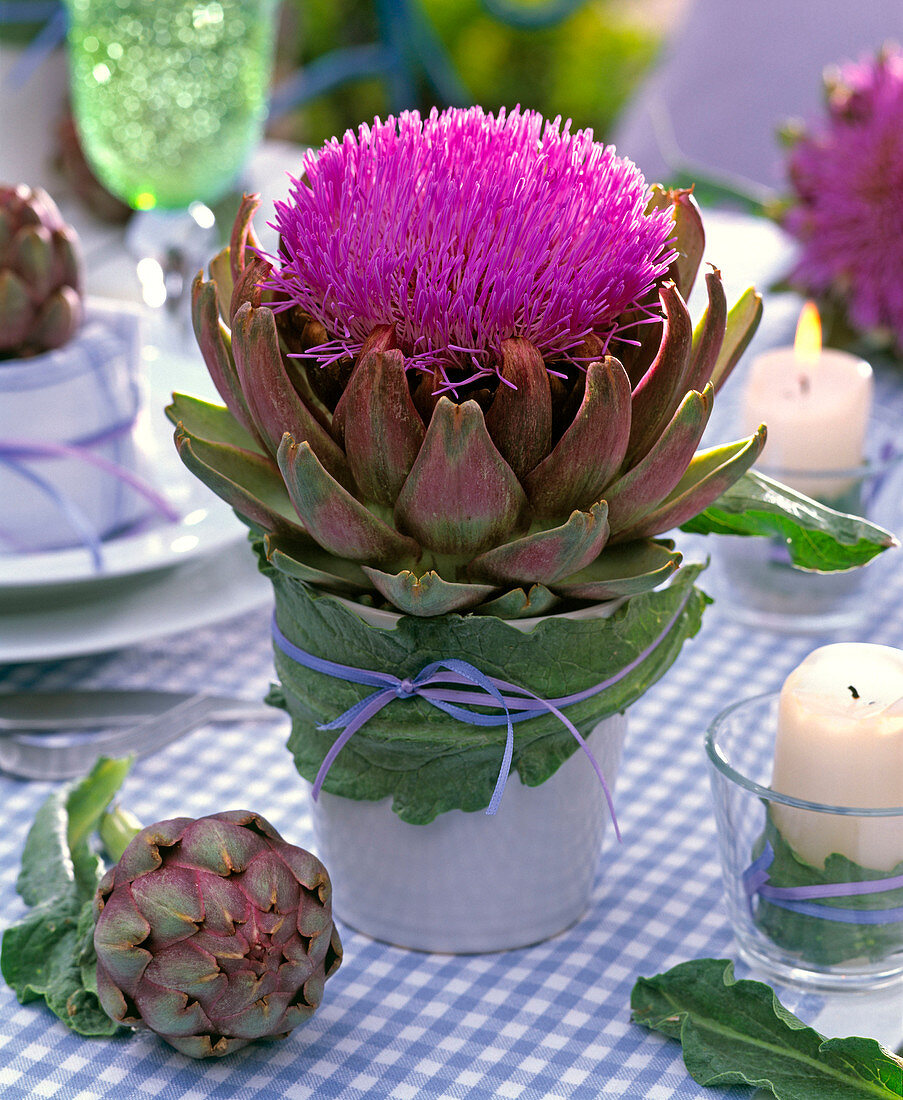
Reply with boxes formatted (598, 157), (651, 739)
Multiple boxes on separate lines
(64, 0), (278, 211)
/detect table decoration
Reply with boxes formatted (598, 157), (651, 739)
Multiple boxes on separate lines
(778, 44), (903, 363)
(167, 106), (894, 953)
(710, 301), (902, 631)
(631, 958), (903, 1099)
(0, 183), (179, 558)
(706, 645), (903, 989)
(738, 302), (873, 500)
(1, 758), (343, 1058)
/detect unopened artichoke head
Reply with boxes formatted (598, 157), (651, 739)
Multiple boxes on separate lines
(168, 106), (765, 617)
(93, 810), (342, 1058)
(0, 183), (83, 358)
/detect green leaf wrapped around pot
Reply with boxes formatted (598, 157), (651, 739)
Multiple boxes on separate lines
(166, 108), (893, 620)
(265, 552), (711, 824)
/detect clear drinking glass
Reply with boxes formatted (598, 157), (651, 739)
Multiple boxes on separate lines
(706, 693), (903, 991)
(63, 0), (278, 329)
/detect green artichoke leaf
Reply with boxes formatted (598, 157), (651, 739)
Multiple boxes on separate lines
(267, 546), (710, 824)
(681, 470), (897, 571)
(266, 535), (373, 595)
(618, 428), (766, 542)
(166, 392), (265, 455)
(647, 185), (705, 299)
(551, 539), (682, 600)
(174, 427), (311, 540)
(607, 385), (713, 535)
(709, 286), (764, 393)
(625, 283), (695, 467)
(753, 811), (903, 966)
(631, 958), (903, 1099)
(362, 566), (496, 616)
(524, 357), (631, 517)
(394, 396), (527, 555)
(190, 275), (259, 441)
(467, 501), (610, 586)
(278, 435), (420, 562)
(686, 268), (727, 392)
(1, 758), (133, 1037)
(335, 348), (426, 504)
(472, 584), (560, 618)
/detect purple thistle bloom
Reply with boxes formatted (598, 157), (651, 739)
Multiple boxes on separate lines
(783, 46), (903, 347)
(266, 106), (676, 379)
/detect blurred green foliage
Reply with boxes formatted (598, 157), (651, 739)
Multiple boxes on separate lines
(271, 0), (664, 145)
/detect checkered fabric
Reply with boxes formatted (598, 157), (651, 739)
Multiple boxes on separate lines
(2, 217), (903, 1096)
(3, 505), (903, 1098)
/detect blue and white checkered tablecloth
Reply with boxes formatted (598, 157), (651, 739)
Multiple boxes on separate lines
(2, 535), (903, 1099)
(2, 205), (903, 1096)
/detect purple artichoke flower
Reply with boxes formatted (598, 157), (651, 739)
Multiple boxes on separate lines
(782, 45), (903, 351)
(168, 106), (765, 617)
(265, 106), (676, 382)
(93, 811), (342, 1058)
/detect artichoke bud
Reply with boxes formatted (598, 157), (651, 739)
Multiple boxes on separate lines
(93, 810), (342, 1059)
(0, 183), (83, 359)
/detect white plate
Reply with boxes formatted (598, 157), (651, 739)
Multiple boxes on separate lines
(0, 537), (272, 662)
(0, 341), (246, 590)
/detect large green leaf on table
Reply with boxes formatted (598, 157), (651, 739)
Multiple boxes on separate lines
(1, 758), (133, 1037)
(265, 539), (712, 825)
(631, 958), (903, 1099)
(681, 470), (897, 571)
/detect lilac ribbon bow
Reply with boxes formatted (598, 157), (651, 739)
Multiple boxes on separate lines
(272, 613), (623, 831)
(743, 842), (903, 925)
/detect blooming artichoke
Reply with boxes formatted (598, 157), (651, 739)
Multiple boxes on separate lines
(93, 810), (342, 1058)
(169, 106), (765, 617)
(0, 182), (83, 359)
(781, 45), (903, 354)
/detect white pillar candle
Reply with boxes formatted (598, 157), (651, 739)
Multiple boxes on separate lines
(770, 643), (903, 871)
(739, 303), (873, 500)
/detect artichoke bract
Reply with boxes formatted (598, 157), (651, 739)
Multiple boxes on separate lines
(0, 182), (83, 359)
(93, 810), (342, 1058)
(168, 107), (765, 618)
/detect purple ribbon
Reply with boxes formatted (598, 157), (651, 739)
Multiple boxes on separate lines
(744, 843), (903, 925)
(273, 589), (693, 830)
(0, 435), (180, 569)
(272, 613), (623, 830)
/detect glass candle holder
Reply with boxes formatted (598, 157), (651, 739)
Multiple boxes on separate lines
(706, 693), (903, 991)
(708, 420), (902, 633)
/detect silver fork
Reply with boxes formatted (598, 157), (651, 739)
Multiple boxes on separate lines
(0, 693), (279, 781)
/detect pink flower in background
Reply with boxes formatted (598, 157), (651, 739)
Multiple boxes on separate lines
(267, 106), (675, 384)
(782, 46), (903, 350)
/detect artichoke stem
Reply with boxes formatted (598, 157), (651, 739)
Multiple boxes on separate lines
(99, 804), (143, 863)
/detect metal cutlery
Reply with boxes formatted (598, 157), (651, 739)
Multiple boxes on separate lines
(0, 689), (280, 780)
(0, 689), (274, 732)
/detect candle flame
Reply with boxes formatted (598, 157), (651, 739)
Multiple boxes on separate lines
(794, 301), (822, 366)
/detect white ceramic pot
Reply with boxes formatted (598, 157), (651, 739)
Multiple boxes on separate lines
(307, 597), (628, 953)
(0, 300), (147, 553)
(311, 710), (626, 953)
